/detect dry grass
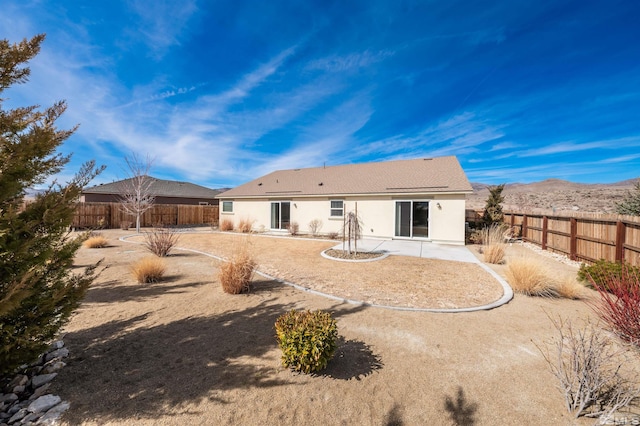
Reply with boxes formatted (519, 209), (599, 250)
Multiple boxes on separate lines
(506, 257), (558, 297)
(479, 224), (507, 264)
(238, 218), (253, 233)
(483, 244), (506, 264)
(506, 257), (587, 299)
(220, 219), (234, 231)
(83, 235), (109, 248)
(555, 277), (587, 300)
(219, 239), (256, 294)
(131, 257), (166, 283)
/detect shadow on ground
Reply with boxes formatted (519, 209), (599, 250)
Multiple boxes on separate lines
(323, 336), (383, 380)
(55, 298), (367, 423)
(444, 387), (478, 425)
(81, 279), (205, 304)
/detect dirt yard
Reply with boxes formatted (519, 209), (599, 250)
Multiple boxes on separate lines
(51, 229), (638, 425)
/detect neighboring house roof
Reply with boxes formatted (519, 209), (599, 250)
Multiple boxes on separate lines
(83, 176), (222, 199)
(218, 156), (472, 198)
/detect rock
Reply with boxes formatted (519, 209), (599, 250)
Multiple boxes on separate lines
(42, 362), (65, 375)
(12, 385), (25, 394)
(30, 374), (57, 389)
(27, 395), (60, 414)
(8, 375), (28, 390)
(49, 341), (64, 351)
(37, 401), (70, 425)
(7, 408), (27, 423)
(22, 410), (43, 423)
(28, 384), (50, 401)
(0, 394), (17, 404)
(44, 349), (68, 363)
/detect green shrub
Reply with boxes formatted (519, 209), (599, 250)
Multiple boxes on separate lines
(578, 260), (640, 290)
(275, 310), (338, 374)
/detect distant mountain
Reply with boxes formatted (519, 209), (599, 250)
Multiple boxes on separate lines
(24, 188), (45, 199)
(467, 178), (637, 213)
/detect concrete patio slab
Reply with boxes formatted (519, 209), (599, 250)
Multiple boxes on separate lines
(331, 238), (481, 264)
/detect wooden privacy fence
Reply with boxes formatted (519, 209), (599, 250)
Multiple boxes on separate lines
(504, 211), (640, 266)
(73, 202), (219, 229)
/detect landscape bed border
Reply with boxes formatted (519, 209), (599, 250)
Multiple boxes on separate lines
(119, 232), (513, 313)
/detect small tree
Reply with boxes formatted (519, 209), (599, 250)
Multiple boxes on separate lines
(615, 179), (640, 216)
(118, 153), (155, 233)
(0, 34), (103, 375)
(482, 184), (505, 227)
(342, 204), (362, 255)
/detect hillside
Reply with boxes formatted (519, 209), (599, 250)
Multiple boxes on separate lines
(466, 178), (638, 213)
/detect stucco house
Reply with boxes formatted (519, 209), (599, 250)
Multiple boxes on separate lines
(216, 156), (473, 245)
(82, 177), (222, 206)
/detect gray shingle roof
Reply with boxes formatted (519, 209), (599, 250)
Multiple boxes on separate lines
(218, 156), (472, 198)
(83, 177), (221, 198)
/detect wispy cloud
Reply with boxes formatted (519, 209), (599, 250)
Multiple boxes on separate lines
(517, 137), (640, 157)
(126, 0), (199, 57)
(306, 49), (394, 72)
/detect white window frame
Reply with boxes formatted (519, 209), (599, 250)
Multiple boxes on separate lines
(330, 200), (344, 217)
(222, 201), (233, 213)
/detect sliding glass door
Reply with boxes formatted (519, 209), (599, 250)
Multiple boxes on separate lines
(395, 201), (429, 239)
(270, 201), (290, 230)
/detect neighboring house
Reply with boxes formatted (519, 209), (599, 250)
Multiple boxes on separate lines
(82, 176), (222, 205)
(216, 156), (473, 245)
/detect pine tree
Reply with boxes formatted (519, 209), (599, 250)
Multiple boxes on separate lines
(482, 184), (505, 226)
(615, 179), (640, 216)
(0, 34), (103, 375)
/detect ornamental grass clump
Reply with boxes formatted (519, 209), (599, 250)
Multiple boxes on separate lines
(505, 257), (558, 297)
(83, 234), (109, 248)
(219, 241), (256, 294)
(220, 219), (234, 231)
(238, 218), (253, 233)
(479, 224), (507, 264)
(131, 257), (166, 283)
(275, 309), (338, 374)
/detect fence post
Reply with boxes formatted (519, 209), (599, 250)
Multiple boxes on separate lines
(570, 217), (577, 261)
(615, 220), (626, 263)
(541, 216), (548, 250)
(522, 215), (528, 242)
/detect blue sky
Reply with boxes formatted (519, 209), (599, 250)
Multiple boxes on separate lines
(2, 0), (640, 188)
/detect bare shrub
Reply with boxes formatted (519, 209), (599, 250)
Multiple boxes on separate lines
(83, 234), (108, 248)
(590, 263), (640, 347)
(238, 218), (253, 233)
(219, 240), (256, 294)
(505, 257), (558, 297)
(220, 218), (234, 231)
(537, 317), (640, 420)
(327, 232), (339, 240)
(308, 219), (323, 237)
(131, 257), (166, 283)
(144, 227), (180, 257)
(120, 221), (133, 230)
(288, 221), (299, 236)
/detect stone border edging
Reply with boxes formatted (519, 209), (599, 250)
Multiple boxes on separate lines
(119, 233), (513, 313)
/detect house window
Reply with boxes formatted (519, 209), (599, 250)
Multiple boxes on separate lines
(330, 200), (344, 217)
(222, 201), (233, 213)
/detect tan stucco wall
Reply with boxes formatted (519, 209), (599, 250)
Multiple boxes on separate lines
(219, 194), (467, 244)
